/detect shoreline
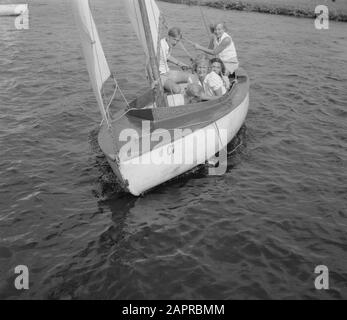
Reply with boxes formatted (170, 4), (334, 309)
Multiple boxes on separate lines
(158, 0), (347, 22)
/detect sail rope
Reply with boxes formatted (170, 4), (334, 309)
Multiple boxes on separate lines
(227, 141), (243, 156)
(198, 0), (211, 38)
(161, 14), (195, 61)
(105, 75), (130, 120)
(161, 1), (211, 40)
(160, 12), (194, 61)
(114, 76), (130, 109)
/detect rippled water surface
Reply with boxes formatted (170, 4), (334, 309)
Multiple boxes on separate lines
(0, 0), (346, 299)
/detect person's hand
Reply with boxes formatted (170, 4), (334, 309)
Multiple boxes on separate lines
(151, 80), (159, 90)
(194, 43), (202, 50)
(180, 64), (190, 71)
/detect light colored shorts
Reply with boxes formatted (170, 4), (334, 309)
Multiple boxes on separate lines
(224, 62), (239, 75)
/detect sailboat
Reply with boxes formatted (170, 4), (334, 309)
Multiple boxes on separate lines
(72, 0), (249, 196)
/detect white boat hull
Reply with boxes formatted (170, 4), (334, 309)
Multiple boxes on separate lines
(104, 93), (249, 196)
(0, 4), (28, 16)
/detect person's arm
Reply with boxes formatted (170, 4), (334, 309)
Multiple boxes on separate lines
(213, 87), (224, 96)
(194, 37), (231, 56)
(223, 76), (230, 90)
(204, 73), (225, 98)
(167, 56), (189, 69)
(208, 35), (215, 50)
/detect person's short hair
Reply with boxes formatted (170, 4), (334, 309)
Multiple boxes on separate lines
(211, 22), (228, 32)
(193, 55), (210, 73)
(168, 27), (182, 39)
(210, 57), (226, 75)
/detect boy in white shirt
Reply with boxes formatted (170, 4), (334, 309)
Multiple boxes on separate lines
(159, 27), (192, 94)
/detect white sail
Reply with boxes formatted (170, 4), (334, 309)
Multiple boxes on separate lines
(71, 0), (111, 121)
(122, 0), (161, 57)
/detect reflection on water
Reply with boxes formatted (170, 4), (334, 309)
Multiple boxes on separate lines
(0, 0), (346, 299)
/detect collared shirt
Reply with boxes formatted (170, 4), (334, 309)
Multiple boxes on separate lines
(203, 71), (227, 96)
(159, 38), (171, 74)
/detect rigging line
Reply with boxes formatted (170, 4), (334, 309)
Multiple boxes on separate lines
(160, 13), (194, 61)
(179, 41), (194, 60)
(113, 75), (130, 108)
(198, 0), (211, 38)
(182, 36), (196, 46)
(160, 13), (170, 30)
(105, 81), (118, 120)
(227, 141), (243, 156)
(104, 76), (132, 126)
(161, 14), (194, 61)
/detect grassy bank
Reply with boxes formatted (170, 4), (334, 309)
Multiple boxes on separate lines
(159, 0), (347, 22)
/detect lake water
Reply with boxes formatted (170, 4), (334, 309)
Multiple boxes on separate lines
(0, 0), (346, 299)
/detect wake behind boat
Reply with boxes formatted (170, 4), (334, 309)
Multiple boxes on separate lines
(72, 0), (249, 196)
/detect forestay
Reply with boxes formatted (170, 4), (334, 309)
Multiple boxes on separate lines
(122, 0), (161, 58)
(71, 0), (111, 122)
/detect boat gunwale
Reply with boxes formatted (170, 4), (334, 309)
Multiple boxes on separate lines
(110, 70), (249, 129)
(98, 69), (249, 162)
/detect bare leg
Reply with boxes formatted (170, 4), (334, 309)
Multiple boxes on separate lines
(161, 70), (196, 94)
(168, 70), (192, 83)
(163, 79), (181, 94)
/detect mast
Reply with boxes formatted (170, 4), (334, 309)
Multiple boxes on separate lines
(137, 0), (167, 108)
